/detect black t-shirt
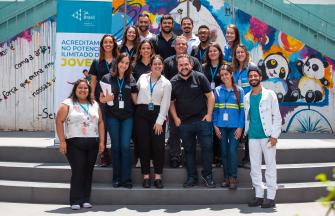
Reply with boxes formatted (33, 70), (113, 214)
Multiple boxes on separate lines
(170, 71), (212, 123)
(151, 32), (176, 60)
(163, 55), (202, 80)
(191, 46), (208, 64)
(119, 45), (136, 61)
(89, 59), (115, 98)
(101, 74), (138, 120)
(202, 63), (222, 88)
(132, 61), (151, 81)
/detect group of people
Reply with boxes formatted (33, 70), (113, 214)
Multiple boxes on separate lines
(55, 13), (282, 210)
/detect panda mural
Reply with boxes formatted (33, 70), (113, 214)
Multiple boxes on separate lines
(296, 56), (330, 103)
(258, 52), (298, 102)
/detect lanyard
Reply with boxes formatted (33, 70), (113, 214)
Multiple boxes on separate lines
(210, 65), (219, 81)
(105, 60), (111, 71)
(127, 48), (135, 58)
(150, 78), (158, 98)
(78, 102), (90, 116)
(117, 78), (125, 94)
(198, 48), (207, 61)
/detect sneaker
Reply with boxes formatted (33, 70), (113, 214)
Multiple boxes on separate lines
(248, 197), (264, 207)
(261, 199), (276, 208)
(221, 179), (230, 188)
(183, 177), (198, 188)
(82, 202), (92, 208)
(135, 159), (141, 168)
(71, 204), (81, 210)
(122, 181), (133, 189)
(201, 174), (216, 188)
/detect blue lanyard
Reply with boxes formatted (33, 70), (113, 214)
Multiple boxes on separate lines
(78, 102), (89, 116)
(105, 60), (111, 71)
(198, 49), (207, 61)
(117, 78), (125, 94)
(150, 78), (158, 97)
(210, 65), (219, 81)
(128, 48), (135, 58)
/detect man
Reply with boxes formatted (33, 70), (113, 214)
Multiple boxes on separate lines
(191, 25), (211, 64)
(170, 54), (215, 188)
(164, 36), (202, 168)
(82, 69), (91, 83)
(180, 17), (200, 55)
(163, 35), (202, 80)
(244, 64), (282, 208)
(151, 14), (176, 60)
(137, 14), (155, 41)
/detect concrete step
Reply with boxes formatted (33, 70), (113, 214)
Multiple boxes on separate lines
(0, 161), (333, 184)
(0, 138), (335, 165)
(0, 179), (330, 204)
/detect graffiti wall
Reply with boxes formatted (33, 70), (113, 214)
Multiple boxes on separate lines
(0, 17), (56, 131)
(113, 0), (335, 133)
(0, 0), (334, 133)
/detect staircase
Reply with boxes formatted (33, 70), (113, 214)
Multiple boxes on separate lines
(0, 135), (333, 204)
(234, 0), (335, 59)
(0, 0), (56, 43)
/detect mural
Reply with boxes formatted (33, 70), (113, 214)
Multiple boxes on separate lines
(0, 0), (334, 133)
(0, 17), (56, 131)
(111, 0), (334, 133)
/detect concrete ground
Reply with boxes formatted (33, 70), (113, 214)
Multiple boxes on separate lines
(0, 202), (329, 216)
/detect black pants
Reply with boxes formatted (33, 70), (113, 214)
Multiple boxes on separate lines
(135, 105), (165, 175)
(66, 137), (99, 205)
(167, 114), (181, 161)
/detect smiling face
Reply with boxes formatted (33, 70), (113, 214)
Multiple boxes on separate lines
(208, 46), (220, 62)
(140, 42), (153, 59)
(198, 27), (210, 43)
(118, 56), (130, 74)
(138, 16), (150, 32)
(181, 18), (193, 34)
(220, 69), (233, 86)
(177, 56), (193, 78)
(161, 18), (174, 34)
(126, 27), (137, 42)
(75, 81), (89, 101)
(175, 37), (188, 55)
(235, 46), (247, 63)
(225, 27), (236, 44)
(102, 36), (114, 53)
(151, 58), (164, 74)
(248, 71), (262, 87)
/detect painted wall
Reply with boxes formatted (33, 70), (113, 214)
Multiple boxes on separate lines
(0, 17), (56, 131)
(0, 0), (334, 133)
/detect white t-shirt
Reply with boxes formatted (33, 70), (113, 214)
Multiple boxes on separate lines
(62, 98), (100, 139)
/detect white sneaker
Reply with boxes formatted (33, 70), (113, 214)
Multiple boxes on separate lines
(71, 204), (80, 210)
(135, 159), (141, 168)
(83, 202), (92, 208)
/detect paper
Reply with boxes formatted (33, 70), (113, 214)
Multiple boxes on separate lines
(99, 81), (114, 106)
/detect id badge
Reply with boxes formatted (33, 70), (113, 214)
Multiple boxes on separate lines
(211, 82), (215, 90)
(223, 112), (229, 121)
(148, 102), (154, 111)
(119, 100), (124, 109)
(238, 79), (242, 87)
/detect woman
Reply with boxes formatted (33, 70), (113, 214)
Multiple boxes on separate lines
(89, 34), (119, 167)
(233, 44), (252, 167)
(223, 24), (240, 64)
(212, 64), (245, 190)
(100, 53), (138, 189)
(135, 55), (172, 188)
(202, 43), (224, 167)
(119, 25), (140, 61)
(56, 79), (104, 210)
(132, 39), (155, 81)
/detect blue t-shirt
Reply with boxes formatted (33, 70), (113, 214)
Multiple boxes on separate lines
(248, 93), (267, 139)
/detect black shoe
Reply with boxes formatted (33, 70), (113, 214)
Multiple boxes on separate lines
(170, 158), (179, 168)
(142, 179), (151, 188)
(201, 174), (216, 188)
(261, 199), (276, 208)
(112, 181), (121, 188)
(248, 197), (264, 207)
(122, 181), (133, 189)
(183, 177), (198, 188)
(154, 179), (164, 189)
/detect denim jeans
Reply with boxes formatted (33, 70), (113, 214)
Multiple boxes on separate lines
(219, 127), (239, 179)
(178, 120), (213, 179)
(105, 116), (133, 184)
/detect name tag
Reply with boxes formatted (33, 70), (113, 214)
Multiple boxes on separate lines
(211, 82), (215, 90)
(223, 112), (229, 121)
(148, 102), (154, 111)
(238, 80), (242, 87)
(119, 101), (124, 109)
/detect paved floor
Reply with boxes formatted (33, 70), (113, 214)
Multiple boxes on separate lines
(0, 202), (329, 216)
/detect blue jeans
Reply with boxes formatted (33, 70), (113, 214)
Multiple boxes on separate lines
(105, 116), (133, 184)
(219, 127), (239, 179)
(178, 120), (213, 179)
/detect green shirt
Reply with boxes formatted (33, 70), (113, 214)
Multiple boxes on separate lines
(248, 93), (267, 139)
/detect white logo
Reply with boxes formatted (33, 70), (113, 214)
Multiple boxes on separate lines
(72, 9), (95, 22)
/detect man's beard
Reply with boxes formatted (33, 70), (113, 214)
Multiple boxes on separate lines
(249, 80), (261, 87)
(179, 69), (192, 77)
(162, 27), (172, 34)
(139, 26), (148, 32)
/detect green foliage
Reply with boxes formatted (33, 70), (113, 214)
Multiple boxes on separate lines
(316, 168), (335, 216)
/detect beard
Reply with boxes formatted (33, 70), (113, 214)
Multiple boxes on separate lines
(162, 27), (172, 34)
(139, 26), (149, 32)
(179, 69), (192, 78)
(249, 79), (261, 87)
